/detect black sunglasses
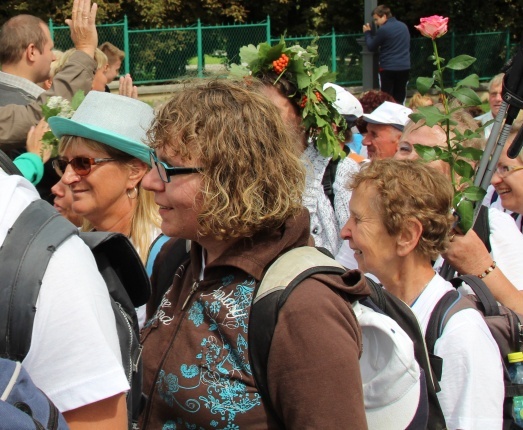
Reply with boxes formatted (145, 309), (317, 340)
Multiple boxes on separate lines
(149, 150), (203, 183)
(52, 157), (116, 177)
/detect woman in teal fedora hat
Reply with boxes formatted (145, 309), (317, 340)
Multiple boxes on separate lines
(49, 90), (160, 269)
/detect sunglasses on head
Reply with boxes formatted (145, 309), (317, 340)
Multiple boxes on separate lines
(52, 157), (116, 177)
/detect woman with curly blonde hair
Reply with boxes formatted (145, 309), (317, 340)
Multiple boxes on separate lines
(341, 158), (503, 428)
(139, 79), (369, 429)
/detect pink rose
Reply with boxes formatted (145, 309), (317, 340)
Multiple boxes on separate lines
(415, 16), (449, 39)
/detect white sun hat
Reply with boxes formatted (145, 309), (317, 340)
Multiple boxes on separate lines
(361, 101), (413, 131)
(323, 82), (363, 123)
(49, 91), (154, 165)
(354, 301), (423, 429)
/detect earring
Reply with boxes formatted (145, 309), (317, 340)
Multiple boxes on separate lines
(127, 186), (138, 199)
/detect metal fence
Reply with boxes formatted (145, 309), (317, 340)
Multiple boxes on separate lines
(49, 16), (512, 87)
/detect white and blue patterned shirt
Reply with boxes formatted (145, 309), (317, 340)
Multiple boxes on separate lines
(301, 142), (360, 256)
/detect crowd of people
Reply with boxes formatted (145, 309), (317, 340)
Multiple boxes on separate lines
(0, 1), (522, 429)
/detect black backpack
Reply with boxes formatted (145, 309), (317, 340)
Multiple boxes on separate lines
(249, 246), (445, 430)
(0, 197), (150, 429)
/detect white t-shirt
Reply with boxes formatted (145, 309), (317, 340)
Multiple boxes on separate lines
(0, 171), (129, 412)
(411, 273), (504, 429)
(434, 207), (523, 290)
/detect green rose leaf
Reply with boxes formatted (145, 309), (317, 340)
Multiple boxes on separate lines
(455, 74), (480, 89)
(416, 105), (448, 127)
(414, 144), (439, 162)
(458, 147), (484, 161)
(416, 76), (434, 95)
(447, 87), (482, 106)
(446, 54), (476, 70)
(462, 186), (487, 202)
(455, 197), (474, 233)
(454, 159), (475, 178)
(439, 150), (453, 163)
(409, 112), (426, 123)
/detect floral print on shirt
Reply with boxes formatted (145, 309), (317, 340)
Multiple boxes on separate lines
(155, 275), (261, 429)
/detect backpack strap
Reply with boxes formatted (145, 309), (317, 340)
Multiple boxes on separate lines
(80, 231), (151, 308)
(79, 231), (150, 424)
(145, 233), (170, 276)
(473, 205), (492, 253)
(0, 149), (22, 176)
(451, 274), (500, 316)
(321, 158), (339, 208)
(148, 237), (190, 315)
(425, 288), (479, 382)
(249, 246), (346, 424)
(366, 276), (447, 430)
(0, 199), (78, 361)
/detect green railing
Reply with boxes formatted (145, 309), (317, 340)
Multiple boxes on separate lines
(48, 16), (512, 87)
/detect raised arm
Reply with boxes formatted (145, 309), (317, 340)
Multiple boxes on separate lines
(0, 0), (98, 148)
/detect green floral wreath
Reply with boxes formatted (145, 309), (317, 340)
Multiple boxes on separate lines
(229, 37), (348, 160)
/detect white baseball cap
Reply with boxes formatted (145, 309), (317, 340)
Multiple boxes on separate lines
(361, 101), (413, 131)
(323, 83), (363, 122)
(354, 301), (422, 430)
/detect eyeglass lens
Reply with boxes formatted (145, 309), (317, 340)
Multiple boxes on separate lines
(52, 157), (114, 177)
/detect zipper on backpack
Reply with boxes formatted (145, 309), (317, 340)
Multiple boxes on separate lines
(116, 302), (134, 386)
(133, 345), (143, 373)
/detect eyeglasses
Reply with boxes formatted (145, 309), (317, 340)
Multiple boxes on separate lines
(494, 165), (523, 178)
(149, 150), (202, 183)
(52, 157), (116, 177)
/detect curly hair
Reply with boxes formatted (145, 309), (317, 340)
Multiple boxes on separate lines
(59, 136), (160, 263)
(348, 159), (454, 260)
(147, 78), (306, 240)
(408, 92), (434, 109)
(356, 90), (396, 134)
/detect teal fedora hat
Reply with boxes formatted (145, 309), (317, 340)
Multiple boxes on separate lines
(49, 91), (154, 165)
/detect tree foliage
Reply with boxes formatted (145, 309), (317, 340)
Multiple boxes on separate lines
(0, 0), (522, 40)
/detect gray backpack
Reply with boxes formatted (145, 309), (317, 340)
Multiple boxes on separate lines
(426, 274), (523, 429)
(0, 358), (69, 430)
(0, 197), (150, 429)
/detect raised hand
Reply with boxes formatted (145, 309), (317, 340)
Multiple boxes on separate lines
(119, 74), (138, 99)
(65, 0), (98, 58)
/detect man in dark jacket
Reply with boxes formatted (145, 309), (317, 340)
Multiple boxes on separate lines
(363, 5), (410, 104)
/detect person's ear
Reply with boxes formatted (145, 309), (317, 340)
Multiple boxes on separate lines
(127, 159), (148, 188)
(396, 218), (423, 257)
(26, 43), (37, 62)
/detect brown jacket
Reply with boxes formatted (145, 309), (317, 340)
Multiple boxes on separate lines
(140, 210), (369, 429)
(0, 51), (95, 152)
